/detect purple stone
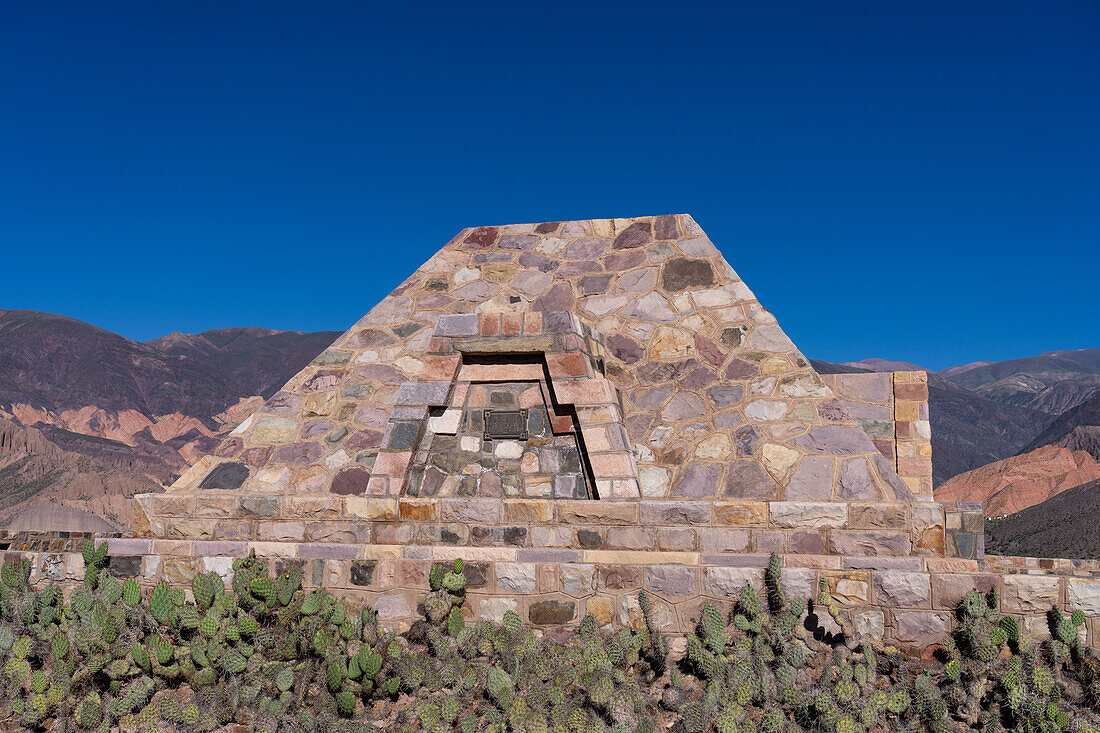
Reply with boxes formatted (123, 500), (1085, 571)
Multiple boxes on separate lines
(723, 460), (778, 499)
(671, 462), (721, 498)
(612, 222), (652, 249)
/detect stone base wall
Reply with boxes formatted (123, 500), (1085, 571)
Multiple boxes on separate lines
(132, 495), (982, 560)
(4, 530), (1094, 652)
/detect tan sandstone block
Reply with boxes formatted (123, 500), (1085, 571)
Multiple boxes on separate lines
(503, 500), (552, 523)
(586, 597), (614, 625)
(284, 497), (343, 520)
(193, 496), (238, 518)
(557, 501), (639, 525)
(399, 499), (436, 520)
(346, 497), (399, 520)
(163, 557), (201, 584)
(713, 501), (768, 526)
(431, 547), (518, 563)
(360, 545), (402, 560)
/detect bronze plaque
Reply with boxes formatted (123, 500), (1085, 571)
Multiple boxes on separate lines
(484, 409), (528, 440)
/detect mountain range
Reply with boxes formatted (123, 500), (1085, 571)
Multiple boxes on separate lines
(0, 308), (339, 528)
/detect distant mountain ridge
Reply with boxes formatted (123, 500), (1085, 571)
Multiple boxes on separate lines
(939, 348), (1100, 414)
(1018, 394), (1100, 460)
(0, 308), (340, 528)
(0, 309), (340, 417)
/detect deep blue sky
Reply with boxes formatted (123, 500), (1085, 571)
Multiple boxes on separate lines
(2, 2), (1097, 370)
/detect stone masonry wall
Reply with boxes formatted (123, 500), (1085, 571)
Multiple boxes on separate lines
(818, 371), (932, 500)
(4, 531), (1098, 652)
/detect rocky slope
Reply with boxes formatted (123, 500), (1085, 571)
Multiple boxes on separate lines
(0, 418), (163, 528)
(0, 309), (340, 529)
(934, 444), (1100, 517)
(1018, 393), (1100, 460)
(986, 476), (1100, 558)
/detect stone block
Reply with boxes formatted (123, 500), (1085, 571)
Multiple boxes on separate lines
(894, 612), (950, 644)
(786, 530), (824, 554)
(346, 497), (398, 520)
(557, 501), (638, 525)
(374, 592), (415, 623)
(873, 571), (930, 607)
(700, 529), (751, 553)
(529, 600), (576, 625)
(658, 528), (696, 551)
(163, 557), (201, 584)
(640, 501), (710, 525)
(1067, 579), (1100, 615)
(1002, 576), (1061, 614)
(586, 597), (614, 625)
(780, 568), (817, 601)
(478, 596), (518, 624)
(823, 571), (869, 606)
(931, 573), (998, 610)
(703, 567), (763, 598)
(769, 502), (847, 529)
(598, 565), (641, 590)
(607, 527), (657, 550)
(1023, 614), (1052, 641)
(439, 498), (501, 524)
(713, 501), (768, 526)
(496, 563), (537, 593)
(829, 531), (909, 556)
(852, 610), (885, 638)
(848, 503), (908, 529)
(503, 500), (552, 523)
(560, 565), (595, 595)
(646, 565), (697, 597)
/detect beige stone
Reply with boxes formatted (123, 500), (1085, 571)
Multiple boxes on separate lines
(163, 557), (201, 584)
(346, 497), (398, 520)
(769, 502), (847, 528)
(249, 416), (298, 444)
(649, 327), (693, 359)
(503, 499), (552, 523)
(1002, 576), (1061, 614)
(478, 596), (519, 624)
(696, 434), (732, 460)
(1067, 579), (1100, 615)
(302, 391), (337, 417)
(583, 550), (699, 566)
(761, 443), (800, 479)
(714, 501), (768, 526)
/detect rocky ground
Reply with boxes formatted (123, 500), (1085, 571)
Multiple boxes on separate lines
(935, 444), (1100, 518)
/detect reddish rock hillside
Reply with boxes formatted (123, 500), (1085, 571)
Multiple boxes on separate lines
(935, 444), (1100, 517)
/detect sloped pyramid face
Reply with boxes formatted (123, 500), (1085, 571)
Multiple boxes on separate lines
(137, 215), (934, 554)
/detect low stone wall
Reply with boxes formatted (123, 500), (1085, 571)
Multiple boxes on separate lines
(4, 529), (1096, 652)
(131, 494), (984, 562)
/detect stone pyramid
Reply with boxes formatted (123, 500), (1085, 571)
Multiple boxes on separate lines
(136, 214), (945, 561)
